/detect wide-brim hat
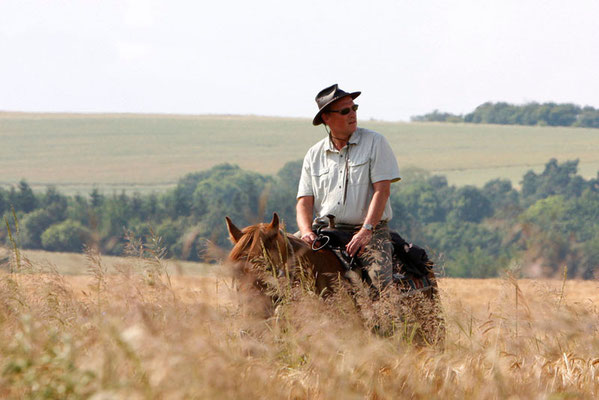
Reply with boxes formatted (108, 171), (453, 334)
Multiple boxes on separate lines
(312, 84), (361, 126)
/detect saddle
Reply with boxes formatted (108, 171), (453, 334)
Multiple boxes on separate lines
(312, 216), (436, 291)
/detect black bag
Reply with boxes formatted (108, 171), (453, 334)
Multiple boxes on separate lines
(390, 232), (433, 278)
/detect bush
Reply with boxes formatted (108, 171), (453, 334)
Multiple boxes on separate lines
(41, 220), (90, 252)
(21, 209), (56, 248)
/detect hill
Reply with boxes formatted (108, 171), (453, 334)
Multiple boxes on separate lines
(2, 112), (599, 193)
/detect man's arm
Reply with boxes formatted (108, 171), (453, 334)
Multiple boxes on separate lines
(296, 195), (317, 244)
(346, 180), (391, 257)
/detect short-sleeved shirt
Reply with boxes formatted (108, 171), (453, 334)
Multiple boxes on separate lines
(297, 127), (400, 225)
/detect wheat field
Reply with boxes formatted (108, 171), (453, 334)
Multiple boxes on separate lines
(1, 244), (598, 399)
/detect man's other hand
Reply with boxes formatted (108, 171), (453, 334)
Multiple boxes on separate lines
(346, 228), (373, 257)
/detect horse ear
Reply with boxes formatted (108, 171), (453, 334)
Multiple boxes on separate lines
(269, 212), (280, 231)
(225, 216), (243, 243)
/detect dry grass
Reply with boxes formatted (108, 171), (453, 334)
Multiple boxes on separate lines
(1, 246), (598, 399)
(19, 249), (214, 276)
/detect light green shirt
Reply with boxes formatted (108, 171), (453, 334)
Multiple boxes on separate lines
(297, 127), (400, 225)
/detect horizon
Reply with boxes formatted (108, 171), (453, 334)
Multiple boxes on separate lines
(2, 97), (598, 124)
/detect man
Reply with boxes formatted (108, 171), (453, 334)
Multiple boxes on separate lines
(296, 84), (401, 291)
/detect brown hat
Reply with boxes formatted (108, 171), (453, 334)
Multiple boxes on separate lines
(312, 84), (361, 126)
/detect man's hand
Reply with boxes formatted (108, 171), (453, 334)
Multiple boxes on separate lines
(300, 231), (318, 245)
(346, 228), (373, 257)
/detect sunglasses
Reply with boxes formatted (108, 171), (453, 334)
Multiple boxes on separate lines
(327, 104), (359, 115)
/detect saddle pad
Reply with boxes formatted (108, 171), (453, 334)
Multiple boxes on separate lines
(394, 273), (433, 293)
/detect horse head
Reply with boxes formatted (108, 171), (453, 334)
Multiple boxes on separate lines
(225, 213), (298, 315)
(225, 212), (292, 275)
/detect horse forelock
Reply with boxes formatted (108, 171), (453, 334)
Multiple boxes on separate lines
(229, 223), (286, 262)
(229, 225), (259, 261)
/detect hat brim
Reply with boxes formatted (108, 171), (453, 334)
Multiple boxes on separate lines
(312, 91), (361, 126)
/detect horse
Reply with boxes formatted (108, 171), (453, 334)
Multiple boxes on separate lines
(225, 213), (344, 313)
(225, 212), (445, 345)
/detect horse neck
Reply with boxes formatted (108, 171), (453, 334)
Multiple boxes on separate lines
(285, 234), (344, 274)
(285, 234), (309, 254)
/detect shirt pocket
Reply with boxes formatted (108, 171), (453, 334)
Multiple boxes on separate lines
(348, 156), (370, 186)
(311, 167), (330, 193)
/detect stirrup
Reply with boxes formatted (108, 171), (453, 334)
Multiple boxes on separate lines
(311, 235), (330, 251)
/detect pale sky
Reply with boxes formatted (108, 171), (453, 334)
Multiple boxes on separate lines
(1, 0), (598, 121)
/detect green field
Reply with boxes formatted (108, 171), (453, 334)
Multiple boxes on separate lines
(2, 112), (599, 194)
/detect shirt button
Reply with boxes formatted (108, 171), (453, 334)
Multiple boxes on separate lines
(337, 202), (340, 205)
(338, 186), (341, 188)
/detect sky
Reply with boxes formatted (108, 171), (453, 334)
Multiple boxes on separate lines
(1, 0), (598, 121)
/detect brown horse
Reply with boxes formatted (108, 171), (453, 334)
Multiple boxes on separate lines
(225, 213), (445, 344)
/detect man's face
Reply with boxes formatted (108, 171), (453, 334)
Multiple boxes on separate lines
(322, 96), (357, 136)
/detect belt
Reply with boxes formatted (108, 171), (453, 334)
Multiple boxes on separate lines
(313, 220), (388, 232)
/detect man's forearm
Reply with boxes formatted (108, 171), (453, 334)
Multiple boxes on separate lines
(296, 196), (315, 235)
(363, 180), (391, 228)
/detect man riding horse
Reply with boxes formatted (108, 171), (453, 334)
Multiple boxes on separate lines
(297, 84), (401, 297)
(226, 87), (442, 341)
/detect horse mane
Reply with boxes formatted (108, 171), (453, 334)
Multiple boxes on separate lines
(285, 233), (309, 251)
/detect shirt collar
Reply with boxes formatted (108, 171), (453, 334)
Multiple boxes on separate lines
(348, 127), (362, 145)
(325, 127), (362, 152)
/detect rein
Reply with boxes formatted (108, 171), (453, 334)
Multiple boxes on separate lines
(281, 230), (296, 275)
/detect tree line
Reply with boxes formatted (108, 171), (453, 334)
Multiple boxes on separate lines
(2, 159), (599, 278)
(412, 102), (599, 128)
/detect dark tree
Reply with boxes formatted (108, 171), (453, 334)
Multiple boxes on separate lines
(14, 180), (37, 213)
(450, 186), (492, 223)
